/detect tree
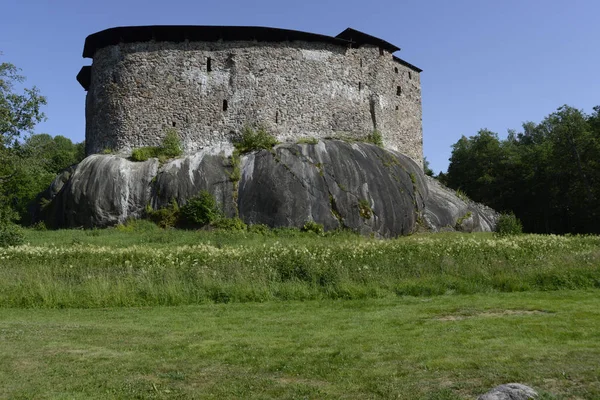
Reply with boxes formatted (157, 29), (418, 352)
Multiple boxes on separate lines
(0, 60), (46, 146)
(0, 57), (47, 224)
(444, 105), (600, 234)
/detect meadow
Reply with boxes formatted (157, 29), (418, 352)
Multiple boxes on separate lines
(1, 226), (599, 398)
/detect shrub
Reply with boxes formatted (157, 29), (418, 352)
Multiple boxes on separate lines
(179, 191), (223, 227)
(495, 212), (523, 236)
(0, 224), (24, 247)
(365, 130), (384, 147)
(301, 221), (325, 235)
(130, 129), (183, 162)
(248, 224), (272, 235)
(296, 137), (319, 145)
(234, 126), (278, 154)
(161, 128), (183, 158)
(131, 147), (159, 162)
(212, 217), (247, 231)
(116, 218), (161, 232)
(358, 199), (373, 219)
(146, 200), (180, 228)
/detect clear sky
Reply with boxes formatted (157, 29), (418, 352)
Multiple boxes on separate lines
(1, 0), (599, 173)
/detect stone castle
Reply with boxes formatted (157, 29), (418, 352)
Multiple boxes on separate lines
(77, 26), (423, 164)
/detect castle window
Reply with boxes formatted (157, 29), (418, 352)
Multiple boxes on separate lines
(359, 82), (362, 91)
(172, 121), (176, 127)
(379, 47), (384, 56)
(207, 57), (212, 72)
(396, 86), (402, 96)
(395, 106), (399, 110)
(222, 99), (228, 111)
(394, 67), (398, 74)
(408, 71), (412, 80)
(275, 111), (279, 124)
(360, 59), (363, 68)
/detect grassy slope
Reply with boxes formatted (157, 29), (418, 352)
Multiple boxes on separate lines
(1, 291), (599, 399)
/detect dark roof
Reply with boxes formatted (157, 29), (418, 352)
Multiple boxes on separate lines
(336, 28), (400, 53)
(77, 66), (91, 91)
(393, 55), (423, 73)
(83, 25), (351, 58)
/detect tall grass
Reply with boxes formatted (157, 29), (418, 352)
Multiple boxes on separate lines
(2, 230), (599, 308)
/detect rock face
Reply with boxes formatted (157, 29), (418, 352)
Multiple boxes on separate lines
(424, 175), (497, 232)
(42, 140), (497, 236)
(477, 383), (538, 400)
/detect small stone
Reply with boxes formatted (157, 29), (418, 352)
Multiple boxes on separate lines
(477, 383), (538, 400)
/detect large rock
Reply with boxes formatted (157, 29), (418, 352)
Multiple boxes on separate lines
(424, 175), (497, 232)
(477, 383), (538, 400)
(41, 140), (496, 236)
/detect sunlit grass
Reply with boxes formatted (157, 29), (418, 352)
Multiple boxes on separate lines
(1, 229), (599, 307)
(0, 291), (597, 399)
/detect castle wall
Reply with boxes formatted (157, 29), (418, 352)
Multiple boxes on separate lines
(85, 40), (422, 164)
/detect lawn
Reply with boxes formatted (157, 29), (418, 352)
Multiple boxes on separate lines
(1, 291), (599, 399)
(1, 228), (599, 398)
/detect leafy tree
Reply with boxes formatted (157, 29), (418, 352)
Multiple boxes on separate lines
(0, 57), (84, 225)
(444, 105), (600, 234)
(0, 59), (46, 146)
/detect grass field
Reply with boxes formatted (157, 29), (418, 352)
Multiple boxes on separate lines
(1, 291), (599, 399)
(1, 227), (599, 398)
(1, 227), (599, 307)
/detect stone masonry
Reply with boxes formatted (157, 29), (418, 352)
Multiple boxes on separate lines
(78, 26), (423, 165)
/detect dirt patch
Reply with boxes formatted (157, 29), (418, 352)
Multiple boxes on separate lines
(436, 309), (553, 321)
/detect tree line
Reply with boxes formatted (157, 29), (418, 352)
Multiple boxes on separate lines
(440, 105), (600, 234)
(1, 59), (84, 227)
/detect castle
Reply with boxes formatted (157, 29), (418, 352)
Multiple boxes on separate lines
(77, 26), (423, 164)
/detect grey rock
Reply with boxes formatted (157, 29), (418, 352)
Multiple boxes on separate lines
(477, 383), (538, 400)
(424, 175), (498, 233)
(41, 140), (496, 236)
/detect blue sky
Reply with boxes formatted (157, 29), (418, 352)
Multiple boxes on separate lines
(1, 0), (599, 173)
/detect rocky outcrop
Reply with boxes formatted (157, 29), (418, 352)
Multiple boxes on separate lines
(477, 383), (538, 400)
(42, 140), (496, 237)
(424, 175), (498, 232)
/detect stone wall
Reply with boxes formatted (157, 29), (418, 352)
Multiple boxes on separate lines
(85, 40), (422, 164)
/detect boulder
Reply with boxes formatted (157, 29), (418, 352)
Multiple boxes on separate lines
(41, 140), (496, 236)
(478, 383), (538, 400)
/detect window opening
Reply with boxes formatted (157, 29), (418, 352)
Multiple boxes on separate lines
(395, 106), (399, 110)
(207, 57), (212, 72)
(408, 71), (412, 80)
(222, 99), (228, 111)
(275, 111), (279, 124)
(379, 47), (384, 56)
(396, 86), (402, 96)
(394, 67), (398, 74)
(172, 121), (176, 127)
(359, 82), (362, 91)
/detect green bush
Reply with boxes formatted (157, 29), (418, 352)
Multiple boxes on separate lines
(146, 200), (180, 228)
(130, 129), (183, 162)
(131, 147), (159, 162)
(116, 219), (161, 232)
(0, 223), (24, 247)
(495, 213), (523, 236)
(161, 128), (183, 158)
(179, 191), (223, 227)
(358, 199), (373, 219)
(234, 126), (278, 154)
(301, 221), (325, 235)
(212, 217), (247, 231)
(365, 130), (384, 147)
(248, 224), (272, 235)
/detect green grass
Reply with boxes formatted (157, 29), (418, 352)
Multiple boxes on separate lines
(1, 230), (599, 307)
(0, 291), (598, 399)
